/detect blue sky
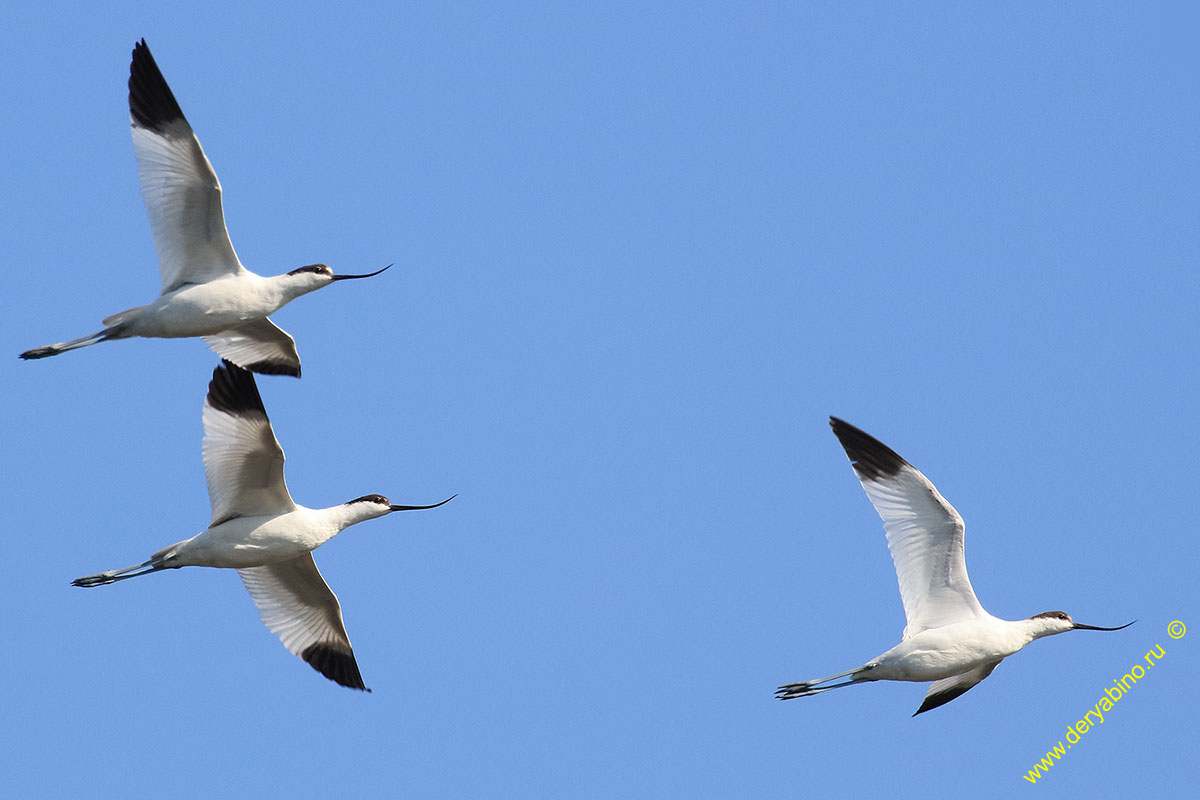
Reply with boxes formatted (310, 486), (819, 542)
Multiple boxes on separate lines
(2, 2), (1196, 797)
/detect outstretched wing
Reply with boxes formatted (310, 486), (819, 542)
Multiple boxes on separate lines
(202, 318), (302, 378)
(238, 554), (368, 691)
(830, 417), (987, 638)
(202, 360), (295, 525)
(914, 661), (1000, 715)
(129, 39), (246, 294)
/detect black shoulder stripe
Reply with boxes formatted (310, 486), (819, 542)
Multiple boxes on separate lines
(302, 642), (370, 692)
(206, 360), (268, 417)
(129, 39), (188, 132)
(829, 417), (910, 481)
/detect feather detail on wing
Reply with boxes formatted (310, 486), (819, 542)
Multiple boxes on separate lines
(238, 554), (368, 691)
(203, 361), (295, 525)
(129, 39), (246, 294)
(202, 319), (301, 377)
(830, 417), (987, 638)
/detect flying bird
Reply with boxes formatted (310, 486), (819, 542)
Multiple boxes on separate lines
(20, 39), (389, 377)
(776, 417), (1131, 715)
(73, 361), (453, 690)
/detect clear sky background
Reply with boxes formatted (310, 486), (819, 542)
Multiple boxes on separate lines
(2, 2), (1196, 797)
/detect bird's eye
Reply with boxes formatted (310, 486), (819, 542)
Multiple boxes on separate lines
(287, 264), (329, 276)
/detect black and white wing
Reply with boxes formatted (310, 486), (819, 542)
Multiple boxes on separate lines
(202, 361), (296, 526)
(914, 661), (1000, 715)
(238, 554), (368, 691)
(129, 39), (246, 294)
(202, 319), (302, 378)
(830, 417), (987, 639)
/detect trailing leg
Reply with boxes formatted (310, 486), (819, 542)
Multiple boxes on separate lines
(776, 663), (877, 700)
(72, 559), (172, 588)
(21, 328), (118, 360)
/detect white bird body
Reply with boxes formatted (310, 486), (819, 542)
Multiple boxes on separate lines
(867, 617), (1051, 683)
(20, 40), (389, 377)
(73, 361), (453, 690)
(776, 417), (1131, 715)
(148, 504), (383, 570)
(104, 272), (309, 337)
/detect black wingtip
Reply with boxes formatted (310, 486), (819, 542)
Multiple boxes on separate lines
(206, 360), (268, 417)
(912, 685), (971, 716)
(129, 38), (188, 131)
(829, 417), (910, 481)
(301, 643), (370, 691)
(243, 359), (302, 378)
